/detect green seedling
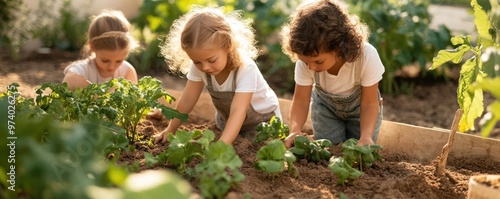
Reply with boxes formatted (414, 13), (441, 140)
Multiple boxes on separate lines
(341, 138), (382, 172)
(289, 135), (332, 162)
(254, 139), (298, 179)
(255, 116), (290, 144)
(194, 141), (245, 199)
(328, 156), (363, 186)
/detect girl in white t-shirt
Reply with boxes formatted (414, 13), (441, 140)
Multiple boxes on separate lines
(62, 10), (139, 91)
(154, 6), (281, 145)
(280, 0), (385, 147)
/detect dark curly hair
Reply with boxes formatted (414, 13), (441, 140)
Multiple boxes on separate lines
(280, 0), (369, 62)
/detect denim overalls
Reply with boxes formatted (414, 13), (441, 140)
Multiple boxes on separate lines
(310, 64), (383, 145)
(206, 69), (275, 141)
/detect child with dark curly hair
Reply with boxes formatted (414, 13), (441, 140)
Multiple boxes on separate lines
(280, 0), (385, 147)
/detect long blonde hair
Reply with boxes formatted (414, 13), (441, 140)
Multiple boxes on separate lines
(160, 6), (259, 74)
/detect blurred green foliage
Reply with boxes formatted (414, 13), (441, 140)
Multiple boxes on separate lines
(347, 0), (452, 94)
(0, 0), (30, 61)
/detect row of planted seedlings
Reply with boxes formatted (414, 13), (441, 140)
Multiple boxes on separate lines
(1, 77), (383, 199)
(144, 115), (384, 198)
(252, 116), (383, 186)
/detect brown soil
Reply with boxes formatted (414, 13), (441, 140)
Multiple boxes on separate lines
(1, 49), (500, 198)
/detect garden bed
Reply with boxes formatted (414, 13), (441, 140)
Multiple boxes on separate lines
(117, 90), (500, 199)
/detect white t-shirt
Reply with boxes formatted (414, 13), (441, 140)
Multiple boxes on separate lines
(187, 59), (280, 115)
(63, 58), (132, 84)
(295, 42), (385, 96)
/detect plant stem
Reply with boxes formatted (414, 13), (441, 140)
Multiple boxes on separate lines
(435, 109), (463, 176)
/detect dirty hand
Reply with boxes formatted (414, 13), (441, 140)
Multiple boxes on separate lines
(154, 132), (168, 144)
(357, 137), (374, 146)
(284, 132), (300, 149)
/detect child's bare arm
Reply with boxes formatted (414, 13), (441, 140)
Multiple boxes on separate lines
(62, 72), (91, 91)
(155, 80), (204, 144)
(124, 65), (138, 84)
(219, 92), (252, 144)
(359, 83), (380, 146)
(285, 84), (312, 148)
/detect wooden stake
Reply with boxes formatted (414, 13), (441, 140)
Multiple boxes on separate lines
(435, 109), (463, 176)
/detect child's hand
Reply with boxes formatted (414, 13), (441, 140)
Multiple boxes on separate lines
(284, 132), (300, 148)
(154, 132), (168, 144)
(357, 137), (374, 146)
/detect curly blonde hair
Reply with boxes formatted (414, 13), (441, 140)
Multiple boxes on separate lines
(280, 0), (369, 62)
(81, 10), (139, 58)
(160, 6), (259, 74)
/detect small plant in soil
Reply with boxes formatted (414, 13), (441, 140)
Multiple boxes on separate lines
(288, 135), (332, 162)
(328, 138), (382, 186)
(328, 156), (363, 186)
(254, 115), (290, 144)
(254, 139), (298, 179)
(144, 129), (215, 175)
(194, 141), (245, 199)
(341, 138), (383, 172)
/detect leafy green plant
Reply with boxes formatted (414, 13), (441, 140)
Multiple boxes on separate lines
(341, 138), (383, 172)
(430, 0), (499, 134)
(194, 141), (245, 199)
(0, 97), (192, 199)
(254, 139), (298, 178)
(35, 76), (188, 142)
(254, 116), (290, 144)
(327, 139), (382, 186)
(0, 0), (31, 61)
(145, 129), (215, 175)
(328, 156), (363, 186)
(288, 135), (332, 162)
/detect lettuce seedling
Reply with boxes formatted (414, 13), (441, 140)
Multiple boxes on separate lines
(254, 116), (290, 144)
(328, 156), (363, 186)
(194, 141), (244, 199)
(254, 139), (298, 178)
(166, 129), (215, 174)
(341, 138), (382, 172)
(289, 135), (332, 162)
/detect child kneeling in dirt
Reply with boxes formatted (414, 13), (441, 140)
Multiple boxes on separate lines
(281, 0), (385, 147)
(154, 6), (281, 145)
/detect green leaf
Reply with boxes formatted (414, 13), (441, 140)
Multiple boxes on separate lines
(255, 160), (285, 173)
(293, 135), (310, 148)
(288, 147), (305, 156)
(458, 58), (484, 132)
(144, 152), (158, 166)
(471, 0), (493, 46)
(430, 45), (471, 70)
(315, 139), (332, 147)
(106, 165), (129, 186)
